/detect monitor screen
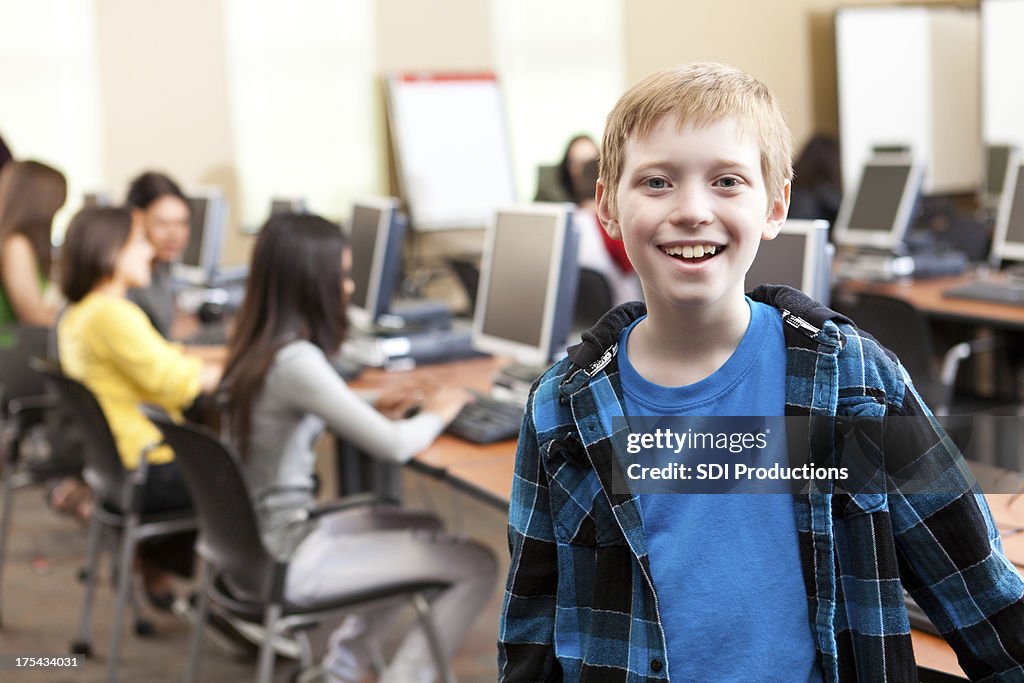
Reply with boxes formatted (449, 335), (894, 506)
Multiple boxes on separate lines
(473, 204), (578, 365)
(833, 156), (923, 250)
(745, 219), (832, 305)
(346, 197), (405, 328)
(986, 145), (1012, 198)
(174, 190), (227, 284)
(269, 197), (306, 218)
(181, 196), (208, 269)
(992, 163), (1024, 263)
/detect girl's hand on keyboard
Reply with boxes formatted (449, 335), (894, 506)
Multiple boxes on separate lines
(422, 386), (474, 425)
(376, 379), (439, 418)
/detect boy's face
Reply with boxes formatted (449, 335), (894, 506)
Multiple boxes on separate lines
(597, 115), (789, 316)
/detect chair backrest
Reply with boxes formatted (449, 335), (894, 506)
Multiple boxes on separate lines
(836, 292), (945, 408)
(0, 325), (49, 414)
(147, 415), (275, 602)
(28, 357), (126, 504)
(574, 267), (614, 331)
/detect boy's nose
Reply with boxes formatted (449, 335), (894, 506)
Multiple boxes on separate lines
(669, 185), (713, 228)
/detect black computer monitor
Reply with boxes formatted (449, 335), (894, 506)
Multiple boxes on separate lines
(833, 154), (925, 251)
(472, 203), (579, 366)
(269, 197), (306, 218)
(991, 162), (1024, 264)
(346, 197), (407, 329)
(746, 219), (833, 305)
(174, 189), (228, 284)
(983, 144), (1019, 209)
(82, 191), (112, 208)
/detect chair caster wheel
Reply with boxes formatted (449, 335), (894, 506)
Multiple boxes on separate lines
(70, 641), (92, 657)
(135, 619), (156, 637)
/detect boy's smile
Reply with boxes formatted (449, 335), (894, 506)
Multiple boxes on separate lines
(598, 116), (789, 318)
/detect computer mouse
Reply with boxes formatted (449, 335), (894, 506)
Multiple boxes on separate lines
(197, 301), (226, 324)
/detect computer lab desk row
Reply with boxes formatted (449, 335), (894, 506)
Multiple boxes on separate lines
(346, 353), (1024, 681)
(836, 271), (1024, 333)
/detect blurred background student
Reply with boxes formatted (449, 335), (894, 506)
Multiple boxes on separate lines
(58, 206), (222, 610)
(535, 133), (599, 203)
(0, 160), (66, 327)
(125, 171), (191, 339)
(219, 213), (495, 683)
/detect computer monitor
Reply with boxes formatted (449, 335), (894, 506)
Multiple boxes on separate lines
(472, 203), (579, 366)
(991, 162), (1024, 264)
(82, 191), (112, 208)
(269, 196), (307, 218)
(982, 144), (1019, 209)
(746, 219), (833, 305)
(174, 189), (228, 284)
(346, 197), (407, 329)
(832, 154), (925, 251)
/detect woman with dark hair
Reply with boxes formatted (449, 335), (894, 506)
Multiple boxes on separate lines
(58, 206), (222, 609)
(219, 213), (495, 683)
(124, 171), (191, 338)
(535, 133), (599, 202)
(0, 160), (67, 326)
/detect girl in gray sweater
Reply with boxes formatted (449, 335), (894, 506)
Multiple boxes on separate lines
(219, 213), (495, 683)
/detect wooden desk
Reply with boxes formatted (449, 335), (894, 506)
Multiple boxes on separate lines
(343, 355), (517, 499)
(836, 272), (1024, 332)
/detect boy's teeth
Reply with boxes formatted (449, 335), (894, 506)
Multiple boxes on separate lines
(663, 245), (719, 258)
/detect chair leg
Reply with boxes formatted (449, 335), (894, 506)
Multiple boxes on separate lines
(257, 603), (282, 683)
(183, 565), (212, 683)
(411, 593), (455, 683)
(107, 515), (140, 683)
(0, 434), (19, 628)
(71, 513), (104, 656)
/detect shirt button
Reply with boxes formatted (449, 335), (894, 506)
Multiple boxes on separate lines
(650, 658), (663, 672)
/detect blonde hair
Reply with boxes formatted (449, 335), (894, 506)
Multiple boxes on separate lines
(600, 62), (792, 214)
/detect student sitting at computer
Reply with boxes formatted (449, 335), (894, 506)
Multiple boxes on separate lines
(0, 160), (66, 326)
(58, 206), (222, 610)
(124, 171), (191, 338)
(536, 133), (599, 203)
(218, 213), (496, 683)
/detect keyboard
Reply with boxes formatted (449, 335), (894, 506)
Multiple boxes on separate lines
(446, 394), (525, 444)
(943, 280), (1024, 306)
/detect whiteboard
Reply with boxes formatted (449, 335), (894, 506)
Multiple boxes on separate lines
(386, 73), (517, 231)
(982, 0), (1024, 149)
(836, 7), (932, 194)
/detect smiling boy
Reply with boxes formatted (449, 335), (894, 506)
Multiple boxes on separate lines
(499, 63), (1024, 682)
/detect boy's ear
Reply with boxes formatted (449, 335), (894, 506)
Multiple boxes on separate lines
(762, 179), (791, 241)
(595, 179), (621, 240)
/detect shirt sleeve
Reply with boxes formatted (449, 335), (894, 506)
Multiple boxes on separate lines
(272, 343), (444, 464)
(92, 299), (201, 409)
(888, 381), (1024, 680)
(498, 391), (562, 681)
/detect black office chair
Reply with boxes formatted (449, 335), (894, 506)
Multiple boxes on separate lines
(834, 292), (998, 415)
(29, 358), (196, 683)
(574, 267), (615, 332)
(147, 414), (454, 683)
(0, 324), (55, 627)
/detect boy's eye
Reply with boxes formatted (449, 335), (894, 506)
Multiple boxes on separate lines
(716, 176), (741, 188)
(645, 177), (668, 190)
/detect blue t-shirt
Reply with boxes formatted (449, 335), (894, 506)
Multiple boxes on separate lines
(618, 299), (822, 682)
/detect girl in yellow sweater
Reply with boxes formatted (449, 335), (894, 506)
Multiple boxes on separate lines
(58, 206), (221, 609)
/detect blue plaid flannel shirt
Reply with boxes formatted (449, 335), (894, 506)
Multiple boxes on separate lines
(498, 286), (1024, 682)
